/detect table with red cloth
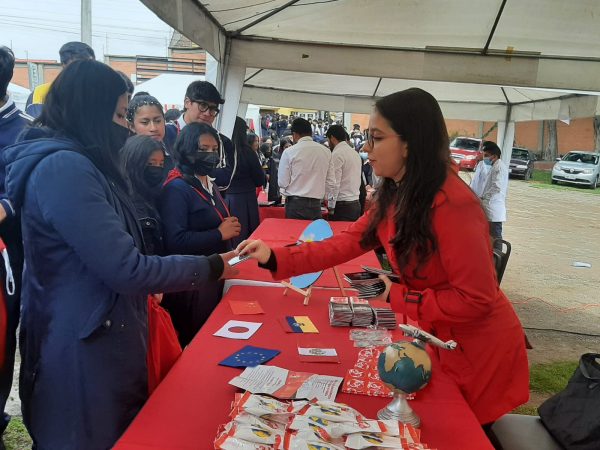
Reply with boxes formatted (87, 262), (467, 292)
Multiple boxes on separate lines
(225, 218), (381, 290)
(257, 190), (328, 222)
(116, 285), (492, 450)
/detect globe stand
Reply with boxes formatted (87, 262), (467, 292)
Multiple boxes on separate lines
(377, 391), (420, 427)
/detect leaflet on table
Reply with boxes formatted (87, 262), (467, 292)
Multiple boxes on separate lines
(228, 365), (343, 401)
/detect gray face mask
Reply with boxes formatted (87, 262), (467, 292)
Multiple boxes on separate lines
(192, 151), (219, 176)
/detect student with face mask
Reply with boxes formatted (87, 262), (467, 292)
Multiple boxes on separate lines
(126, 94), (175, 172)
(160, 122), (241, 347)
(1, 60), (237, 449)
(121, 135), (167, 255)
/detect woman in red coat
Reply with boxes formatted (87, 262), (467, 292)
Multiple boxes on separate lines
(237, 88), (529, 429)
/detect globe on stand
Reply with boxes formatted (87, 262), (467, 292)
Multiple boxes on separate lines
(376, 340), (431, 427)
(377, 324), (457, 427)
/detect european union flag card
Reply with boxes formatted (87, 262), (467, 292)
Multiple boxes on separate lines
(219, 345), (280, 368)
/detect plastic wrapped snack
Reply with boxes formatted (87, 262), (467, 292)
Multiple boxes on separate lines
(233, 412), (287, 432)
(345, 432), (409, 449)
(233, 393), (307, 425)
(289, 415), (401, 439)
(296, 400), (363, 423)
(279, 431), (346, 450)
(214, 434), (276, 449)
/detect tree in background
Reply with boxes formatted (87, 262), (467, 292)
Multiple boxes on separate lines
(542, 120), (558, 160)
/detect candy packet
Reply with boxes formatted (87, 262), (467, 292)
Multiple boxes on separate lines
(345, 432), (411, 449)
(222, 422), (283, 445)
(233, 393), (307, 425)
(289, 415), (401, 438)
(278, 431), (346, 450)
(214, 434), (276, 450)
(296, 400), (364, 423)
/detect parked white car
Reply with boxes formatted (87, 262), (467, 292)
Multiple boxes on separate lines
(551, 151), (600, 189)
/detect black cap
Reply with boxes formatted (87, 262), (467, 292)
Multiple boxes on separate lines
(59, 42), (95, 65)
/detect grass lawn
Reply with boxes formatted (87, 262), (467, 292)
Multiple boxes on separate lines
(512, 360), (578, 415)
(3, 417), (32, 450)
(529, 169), (600, 195)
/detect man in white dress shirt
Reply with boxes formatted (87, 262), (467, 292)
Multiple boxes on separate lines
(480, 141), (509, 246)
(325, 125), (362, 221)
(278, 118), (331, 220)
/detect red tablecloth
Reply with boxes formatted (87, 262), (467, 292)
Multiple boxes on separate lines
(259, 206), (328, 223)
(116, 286), (492, 450)
(230, 218), (381, 289)
(259, 205), (287, 222)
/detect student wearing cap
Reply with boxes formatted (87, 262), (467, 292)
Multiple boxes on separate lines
(176, 81), (236, 193)
(25, 41), (95, 118)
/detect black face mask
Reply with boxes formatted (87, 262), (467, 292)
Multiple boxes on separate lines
(192, 151), (219, 176)
(111, 121), (130, 150)
(143, 166), (165, 188)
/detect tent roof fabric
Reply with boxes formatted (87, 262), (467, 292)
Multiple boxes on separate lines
(140, 0), (600, 121)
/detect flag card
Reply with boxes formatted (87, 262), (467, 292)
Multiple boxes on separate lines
(219, 345), (280, 368)
(229, 300), (265, 315)
(282, 316), (319, 333)
(213, 320), (262, 340)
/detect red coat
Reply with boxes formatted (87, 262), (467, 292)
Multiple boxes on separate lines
(270, 170), (529, 424)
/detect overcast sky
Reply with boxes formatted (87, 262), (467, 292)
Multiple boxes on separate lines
(0, 0), (173, 61)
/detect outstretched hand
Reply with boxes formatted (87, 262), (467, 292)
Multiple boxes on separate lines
(219, 251), (240, 279)
(235, 239), (272, 265)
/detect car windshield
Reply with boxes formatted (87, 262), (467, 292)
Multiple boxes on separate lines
(563, 153), (599, 165)
(451, 138), (480, 150)
(512, 149), (529, 160)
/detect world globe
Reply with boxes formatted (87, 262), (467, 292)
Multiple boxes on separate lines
(377, 341), (432, 395)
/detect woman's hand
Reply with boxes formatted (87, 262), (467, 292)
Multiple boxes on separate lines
(373, 274), (392, 302)
(219, 251), (240, 279)
(218, 217), (241, 240)
(235, 239), (272, 265)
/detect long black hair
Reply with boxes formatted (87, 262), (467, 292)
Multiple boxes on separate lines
(173, 122), (220, 176)
(35, 59), (128, 190)
(121, 135), (165, 202)
(360, 88), (450, 279)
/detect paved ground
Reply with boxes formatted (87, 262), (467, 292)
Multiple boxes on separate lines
(460, 172), (600, 364)
(5, 174), (600, 417)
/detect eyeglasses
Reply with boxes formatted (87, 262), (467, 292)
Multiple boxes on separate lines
(192, 100), (220, 117)
(366, 132), (402, 148)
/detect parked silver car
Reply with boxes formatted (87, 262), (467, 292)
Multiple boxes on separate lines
(551, 151), (600, 189)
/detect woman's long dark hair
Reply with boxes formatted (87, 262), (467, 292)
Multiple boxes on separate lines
(35, 59), (128, 190)
(360, 88), (450, 279)
(173, 122), (220, 175)
(233, 116), (257, 163)
(121, 135), (165, 202)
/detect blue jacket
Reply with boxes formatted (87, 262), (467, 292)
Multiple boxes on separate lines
(226, 145), (265, 194)
(0, 97), (32, 219)
(2, 129), (222, 450)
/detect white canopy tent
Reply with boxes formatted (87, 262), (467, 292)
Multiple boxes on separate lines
(7, 83), (31, 112)
(140, 0), (600, 159)
(133, 73), (205, 110)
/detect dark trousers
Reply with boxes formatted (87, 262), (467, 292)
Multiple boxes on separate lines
(489, 222), (503, 239)
(0, 220), (23, 435)
(285, 196), (321, 220)
(330, 200), (361, 222)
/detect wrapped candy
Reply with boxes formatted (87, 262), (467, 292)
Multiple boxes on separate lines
(278, 431), (346, 450)
(296, 400), (364, 423)
(289, 415), (401, 438)
(233, 393), (307, 425)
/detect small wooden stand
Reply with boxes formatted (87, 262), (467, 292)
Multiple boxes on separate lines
(282, 266), (346, 305)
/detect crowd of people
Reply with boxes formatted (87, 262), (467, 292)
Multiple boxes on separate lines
(0, 40), (527, 449)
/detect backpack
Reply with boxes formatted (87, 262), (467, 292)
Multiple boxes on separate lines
(538, 353), (600, 449)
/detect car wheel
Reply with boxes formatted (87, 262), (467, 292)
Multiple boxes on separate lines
(525, 169), (532, 180)
(551, 179), (558, 185)
(591, 176), (598, 190)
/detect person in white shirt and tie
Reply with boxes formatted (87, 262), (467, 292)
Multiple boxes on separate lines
(278, 118), (331, 220)
(325, 125), (362, 221)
